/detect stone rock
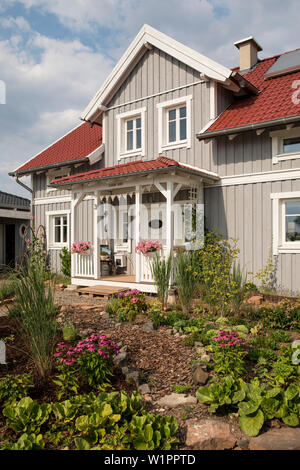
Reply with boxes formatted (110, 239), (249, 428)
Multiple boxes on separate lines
(185, 419), (236, 450)
(165, 329), (173, 336)
(120, 345), (128, 353)
(249, 428), (300, 450)
(196, 347), (206, 356)
(143, 394), (152, 402)
(125, 370), (140, 387)
(200, 354), (211, 363)
(237, 439), (249, 450)
(121, 366), (129, 375)
(156, 393), (197, 408)
(247, 295), (263, 307)
(113, 352), (128, 367)
(65, 284), (78, 291)
(192, 366), (209, 385)
(139, 384), (151, 394)
(194, 341), (203, 348)
(143, 322), (155, 332)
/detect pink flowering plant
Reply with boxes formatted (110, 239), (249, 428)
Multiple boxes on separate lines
(135, 240), (162, 255)
(211, 330), (248, 378)
(116, 289), (148, 323)
(54, 333), (119, 389)
(71, 241), (92, 254)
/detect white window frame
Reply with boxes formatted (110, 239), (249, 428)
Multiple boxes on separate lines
(46, 167), (70, 193)
(116, 108), (146, 160)
(271, 192), (300, 254)
(46, 210), (70, 250)
(157, 95), (192, 153)
(270, 127), (300, 164)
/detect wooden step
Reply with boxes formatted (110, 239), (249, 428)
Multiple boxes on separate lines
(76, 285), (127, 299)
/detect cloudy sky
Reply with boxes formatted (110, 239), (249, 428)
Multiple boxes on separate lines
(0, 0), (299, 198)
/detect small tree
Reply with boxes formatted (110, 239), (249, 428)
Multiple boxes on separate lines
(196, 231), (240, 316)
(150, 252), (173, 310)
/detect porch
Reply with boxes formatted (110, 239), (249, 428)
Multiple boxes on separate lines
(51, 157), (219, 292)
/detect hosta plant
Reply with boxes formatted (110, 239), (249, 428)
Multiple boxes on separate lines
(3, 397), (51, 434)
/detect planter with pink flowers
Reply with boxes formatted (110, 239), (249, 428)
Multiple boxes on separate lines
(71, 241), (92, 255)
(135, 240), (162, 256)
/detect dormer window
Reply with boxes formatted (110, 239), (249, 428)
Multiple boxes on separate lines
(116, 108), (146, 160)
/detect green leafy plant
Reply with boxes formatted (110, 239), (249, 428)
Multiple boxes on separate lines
(3, 397), (51, 434)
(116, 290), (148, 323)
(0, 373), (33, 405)
(1, 433), (45, 450)
(230, 262), (248, 311)
(211, 330), (247, 378)
(150, 252), (173, 310)
(171, 384), (191, 394)
(0, 281), (15, 302)
(255, 301), (300, 331)
(129, 413), (178, 450)
(53, 364), (80, 400)
(59, 247), (71, 278)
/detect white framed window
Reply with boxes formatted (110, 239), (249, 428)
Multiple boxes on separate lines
(116, 108), (146, 160)
(157, 95), (192, 153)
(46, 210), (70, 249)
(270, 127), (300, 164)
(271, 192), (300, 253)
(47, 167), (70, 193)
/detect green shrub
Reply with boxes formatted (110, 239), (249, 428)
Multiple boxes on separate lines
(59, 247), (71, 278)
(0, 281), (15, 302)
(174, 251), (198, 313)
(1, 433), (45, 450)
(270, 330), (291, 343)
(211, 330), (247, 378)
(150, 252), (173, 309)
(270, 345), (300, 386)
(53, 364), (80, 400)
(230, 262), (248, 311)
(255, 300), (300, 331)
(62, 322), (78, 341)
(248, 347), (277, 363)
(105, 298), (120, 317)
(250, 334), (278, 350)
(0, 373), (33, 405)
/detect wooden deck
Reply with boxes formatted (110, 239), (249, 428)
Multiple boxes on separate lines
(76, 285), (128, 299)
(100, 275), (136, 283)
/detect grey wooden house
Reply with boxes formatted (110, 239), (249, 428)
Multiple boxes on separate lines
(10, 25), (300, 293)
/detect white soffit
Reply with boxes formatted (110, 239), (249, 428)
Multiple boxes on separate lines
(81, 24), (232, 123)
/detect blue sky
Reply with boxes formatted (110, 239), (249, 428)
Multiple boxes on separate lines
(0, 0), (300, 198)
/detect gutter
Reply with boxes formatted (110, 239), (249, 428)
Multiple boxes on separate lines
(49, 166), (220, 189)
(196, 114), (300, 140)
(9, 156), (90, 177)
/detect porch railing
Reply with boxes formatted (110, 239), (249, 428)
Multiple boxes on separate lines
(73, 251), (94, 278)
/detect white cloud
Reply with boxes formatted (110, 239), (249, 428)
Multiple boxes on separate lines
(1, 0), (300, 197)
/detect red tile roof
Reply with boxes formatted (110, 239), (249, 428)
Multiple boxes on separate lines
(203, 51), (300, 135)
(50, 156), (219, 186)
(15, 122), (102, 174)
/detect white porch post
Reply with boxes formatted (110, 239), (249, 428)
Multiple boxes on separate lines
(135, 185), (141, 282)
(166, 181), (174, 256)
(93, 191), (100, 279)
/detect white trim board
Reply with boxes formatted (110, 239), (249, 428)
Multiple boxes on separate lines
(206, 168), (300, 188)
(81, 24), (232, 123)
(71, 277), (157, 294)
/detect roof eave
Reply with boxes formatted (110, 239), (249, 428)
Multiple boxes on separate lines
(50, 165), (219, 189)
(197, 115), (300, 140)
(9, 156), (90, 177)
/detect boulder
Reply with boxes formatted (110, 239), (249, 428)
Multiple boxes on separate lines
(143, 322), (155, 332)
(156, 393), (197, 408)
(125, 370), (140, 387)
(113, 351), (128, 367)
(249, 428), (300, 450)
(247, 295), (263, 307)
(185, 419), (236, 450)
(192, 366), (209, 385)
(139, 384), (151, 395)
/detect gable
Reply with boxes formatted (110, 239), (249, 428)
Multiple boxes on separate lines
(81, 24), (233, 124)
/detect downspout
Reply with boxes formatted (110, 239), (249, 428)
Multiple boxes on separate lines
(15, 176), (33, 194)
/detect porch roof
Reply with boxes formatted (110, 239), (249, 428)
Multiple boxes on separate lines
(50, 157), (219, 188)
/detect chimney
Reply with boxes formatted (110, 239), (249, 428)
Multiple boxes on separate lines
(234, 36), (262, 71)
